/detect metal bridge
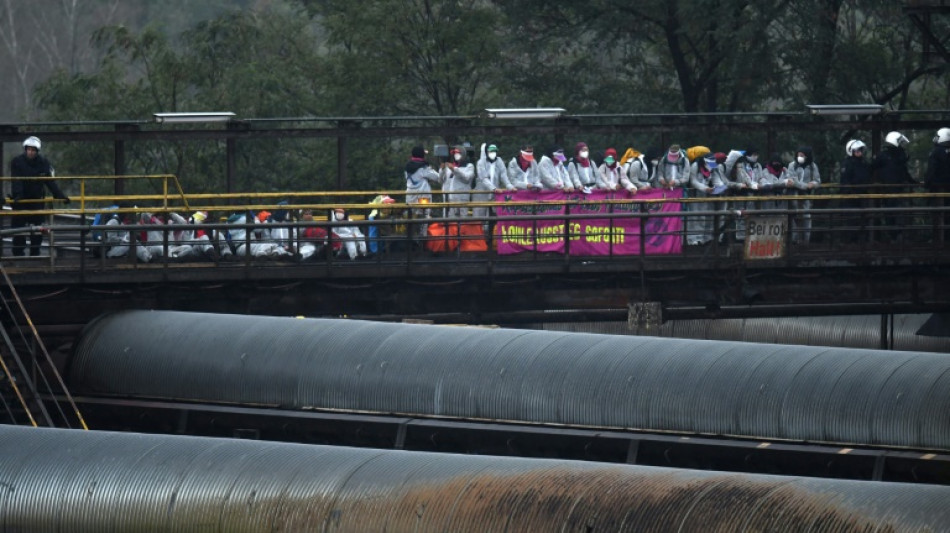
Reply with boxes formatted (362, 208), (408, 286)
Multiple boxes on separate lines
(0, 176), (949, 519)
(1, 178), (949, 336)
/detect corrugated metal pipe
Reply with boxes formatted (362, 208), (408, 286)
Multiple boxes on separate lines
(536, 314), (950, 352)
(69, 310), (950, 451)
(1, 425), (948, 532)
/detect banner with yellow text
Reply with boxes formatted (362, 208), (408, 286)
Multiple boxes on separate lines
(494, 189), (683, 255)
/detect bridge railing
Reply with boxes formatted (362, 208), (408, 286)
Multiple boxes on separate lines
(0, 178), (948, 274)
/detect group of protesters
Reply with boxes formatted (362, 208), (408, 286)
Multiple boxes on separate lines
(403, 141), (824, 246)
(92, 203), (379, 263)
(6, 127), (950, 260)
(403, 127), (950, 246)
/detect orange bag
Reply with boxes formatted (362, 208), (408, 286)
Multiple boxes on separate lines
(425, 222), (459, 252)
(459, 223), (488, 252)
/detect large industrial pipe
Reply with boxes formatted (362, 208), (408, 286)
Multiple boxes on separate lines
(69, 310), (950, 451)
(0, 425), (948, 532)
(537, 314), (950, 352)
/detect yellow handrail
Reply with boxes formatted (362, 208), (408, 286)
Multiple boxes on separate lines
(2, 173), (948, 221)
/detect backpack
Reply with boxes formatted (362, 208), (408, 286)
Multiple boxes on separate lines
(91, 205), (120, 242)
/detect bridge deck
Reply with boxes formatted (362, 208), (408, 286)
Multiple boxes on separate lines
(2, 199), (949, 329)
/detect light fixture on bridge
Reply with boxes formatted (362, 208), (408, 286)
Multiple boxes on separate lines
(805, 104), (884, 116)
(484, 107), (566, 119)
(153, 112), (237, 124)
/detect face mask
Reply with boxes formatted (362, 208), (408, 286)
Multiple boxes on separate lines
(334, 212), (345, 221)
(554, 153), (566, 162)
(579, 150), (589, 159)
(488, 152), (497, 161)
(453, 153), (462, 161)
(667, 152), (680, 163)
(604, 156), (615, 165)
(521, 151), (534, 161)
(747, 155), (758, 163)
(796, 156), (806, 165)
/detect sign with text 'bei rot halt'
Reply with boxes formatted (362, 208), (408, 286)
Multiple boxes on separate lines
(744, 216), (787, 260)
(494, 189), (683, 255)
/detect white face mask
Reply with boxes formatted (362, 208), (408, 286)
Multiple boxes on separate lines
(487, 152), (497, 161)
(747, 155), (758, 163)
(579, 150), (589, 159)
(453, 153), (462, 162)
(334, 212), (345, 221)
(796, 156), (806, 165)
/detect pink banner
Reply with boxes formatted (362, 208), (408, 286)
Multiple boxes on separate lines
(494, 189), (683, 255)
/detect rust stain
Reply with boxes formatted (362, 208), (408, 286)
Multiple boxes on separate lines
(293, 465), (900, 532)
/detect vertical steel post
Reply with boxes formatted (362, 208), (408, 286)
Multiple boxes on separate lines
(226, 137), (236, 199)
(114, 136), (125, 196)
(337, 135), (349, 190)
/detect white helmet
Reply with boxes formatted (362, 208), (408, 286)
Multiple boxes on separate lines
(845, 139), (866, 156)
(22, 136), (41, 150)
(885, 131), (909, 148)
(934, 127), (950, 146)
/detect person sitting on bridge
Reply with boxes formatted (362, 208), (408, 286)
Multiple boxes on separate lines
(9, 136), (70, 257)
(164, 211), (217, 261)
(137, 212), (169, 261)
(137, 211), (202, 261)
(103, 207), (152, 262)
(226, 211), (293, 259)
(257, 203), (295, 256)
(330, 207), (368, 260)
(296, 208), (328, 261)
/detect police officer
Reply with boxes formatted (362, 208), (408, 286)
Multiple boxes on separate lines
(10, 136), (70, 256)
(925, 128), (950, 243)
(840, 140), (872, 242)
(872, 131), (915, 241)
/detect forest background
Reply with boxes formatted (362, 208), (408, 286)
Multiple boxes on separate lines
(1, 0), (947, 196)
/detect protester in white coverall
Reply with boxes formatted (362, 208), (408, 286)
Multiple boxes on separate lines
(330, 208), (368, 260)
(440, 146), (475, 218)
(537, 146), (574, 192)
(104, 211), (152, 262)
(405, 145), (442, 237)
(473, 143), (514, 232)
(228, 213), (293, 259)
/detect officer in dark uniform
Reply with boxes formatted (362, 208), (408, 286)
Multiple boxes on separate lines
(10, 136), (70, 256)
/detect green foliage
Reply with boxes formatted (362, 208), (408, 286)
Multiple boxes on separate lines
(25, 0), (950, 197)
(313, 0), (505, 115)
